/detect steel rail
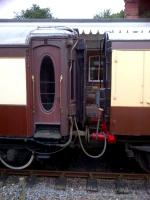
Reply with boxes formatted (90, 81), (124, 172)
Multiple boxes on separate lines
(0, 168), (149, 180)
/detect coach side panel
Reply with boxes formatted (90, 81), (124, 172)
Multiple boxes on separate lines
(0, 48), (31, 137)
(110, 41), (150, 135)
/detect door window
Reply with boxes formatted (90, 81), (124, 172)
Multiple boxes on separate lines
(40, 55), (55, 111)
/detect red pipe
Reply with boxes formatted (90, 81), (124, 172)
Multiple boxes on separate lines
(91, 132), (116, 144)
(91, 121), (116, 144)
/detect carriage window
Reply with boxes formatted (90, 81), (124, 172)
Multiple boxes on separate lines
(40, 56), (55, 111)
(89, 56), (101, 82)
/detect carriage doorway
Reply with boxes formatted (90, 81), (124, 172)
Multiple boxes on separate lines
(32, 45), (61, 128)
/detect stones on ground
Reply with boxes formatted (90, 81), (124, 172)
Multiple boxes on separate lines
(55, 177), (67, 190)
(144, 178), (150, 194)
(0, 175), (149, 200)
(86, 178), (98, 192)
(26, 175), (38, 187)
(0, 174), (8, 187)
(115, 177), (129, 194)
(19, 177), (26, 200)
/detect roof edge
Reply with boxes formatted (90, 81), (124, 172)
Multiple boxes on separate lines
(0, 18), (150, 23)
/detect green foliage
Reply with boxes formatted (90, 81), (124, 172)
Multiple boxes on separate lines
(93, 9), (124, 19)
(15, 4), (53, 19)
(111, 10), (124, 18)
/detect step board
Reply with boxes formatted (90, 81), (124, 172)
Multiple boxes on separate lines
(34, 129), (61, 139)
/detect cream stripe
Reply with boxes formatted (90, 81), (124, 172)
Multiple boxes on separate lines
(0, 58), (26, 105)
(111, 50), (149, 107)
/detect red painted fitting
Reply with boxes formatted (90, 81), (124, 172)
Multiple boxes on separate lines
(90, 117), (98, 124)
(91, 132), (105, 141)
(91, 132), (116, 144)
(101, 121), (108, 132)
(107, 134), (116, 144)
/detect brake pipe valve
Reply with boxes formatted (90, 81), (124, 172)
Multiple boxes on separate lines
(91, 132), (116, 144)
(91, 121), (116, 144)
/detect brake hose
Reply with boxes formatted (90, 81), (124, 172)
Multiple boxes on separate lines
(74, 116), (107, 158)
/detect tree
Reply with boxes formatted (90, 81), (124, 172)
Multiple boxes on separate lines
(111, 10), (124, 18)
(93, 9), (124, 19)
(15, 4), (53, 19)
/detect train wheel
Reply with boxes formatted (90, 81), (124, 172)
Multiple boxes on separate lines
(136, 151), (150, 173)
(0, 149), (34, 170)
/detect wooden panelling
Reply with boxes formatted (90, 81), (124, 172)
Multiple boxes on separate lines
(110, 107), (150, 135)
(0, 105), (28, 137)
(112, 42), (150, 50)
(0, 47), (26, 57)
(111, 50), (150, 108)
(125, 0), (139, 18)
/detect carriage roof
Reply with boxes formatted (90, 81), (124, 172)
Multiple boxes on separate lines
(0, 24), (78, 45)
(0, 19), (150, 45)
(105, 31), (150, 41)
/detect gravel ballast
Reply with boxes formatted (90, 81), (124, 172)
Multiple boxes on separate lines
(0, 175), (149, 200)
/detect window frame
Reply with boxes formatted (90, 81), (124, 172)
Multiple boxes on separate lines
(40, 55), (55, 112)
(88, 55), (101, 82)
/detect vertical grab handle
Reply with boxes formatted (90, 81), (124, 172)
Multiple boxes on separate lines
(32, 75), (35, 113)
(69, 60), (72, 101)
(60, 74), (63, 109)
(140, 52), (145, 104)
(113, 58), (118, 101)
(140, 84), (144, 104)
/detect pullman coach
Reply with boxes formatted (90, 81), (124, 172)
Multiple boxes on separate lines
(0, 21), (150, 172)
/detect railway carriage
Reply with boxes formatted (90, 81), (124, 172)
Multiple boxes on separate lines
(102, 32), (150, 172)
(0, 24), (86, 169)
(0, 20), (150, 172)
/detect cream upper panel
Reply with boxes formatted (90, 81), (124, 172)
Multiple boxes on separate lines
(0, 58), (27, 105)
(143, 51), (150, 106)
(111, 50), (150, 107)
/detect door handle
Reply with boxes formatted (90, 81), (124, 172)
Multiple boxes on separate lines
(32, 75), (35, 113)
(60, 74), (63, 109)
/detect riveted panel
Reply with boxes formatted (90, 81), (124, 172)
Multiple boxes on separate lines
(111, 50), (144, 107)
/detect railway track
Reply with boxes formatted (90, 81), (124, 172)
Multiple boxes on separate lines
(0, 168), (150, 196)
(0, 168), (149, 180)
